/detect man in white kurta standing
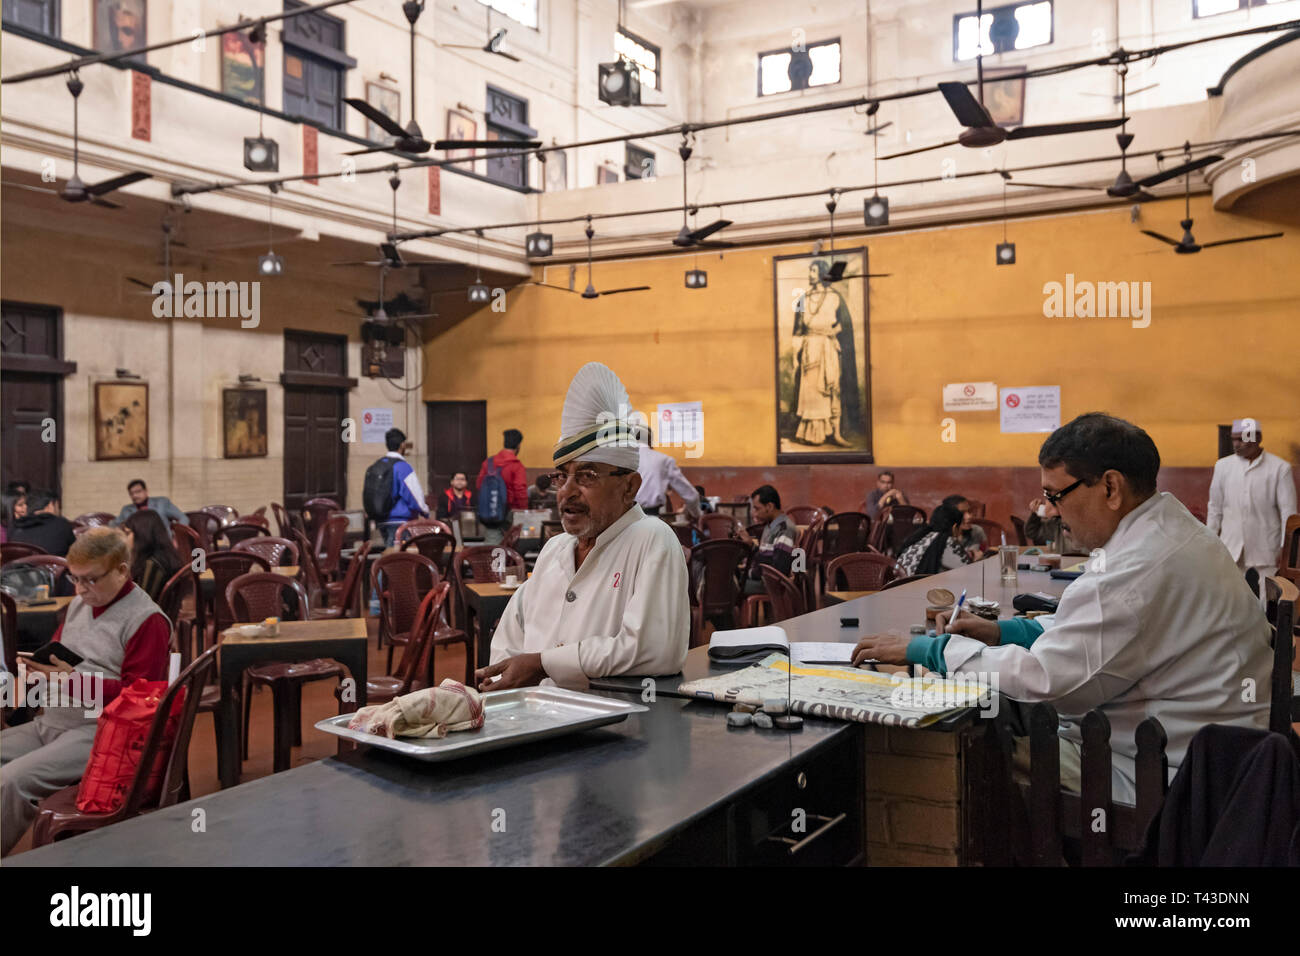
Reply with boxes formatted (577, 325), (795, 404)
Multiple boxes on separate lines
(852, 413), (1273, 802)
(476, 363), (690, 691)
(1207, 417), (1296, 581)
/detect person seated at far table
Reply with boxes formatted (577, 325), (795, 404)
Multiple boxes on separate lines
(1, 491), (27, 544)
(865, 470), (908, 519)
(853, 413), (1273, 802)
(112, 478), (189, 527)
(122, 509), (183, 604)
(894, 502), (972, 577)
(527, 472), (558, 514)
(736, 485), (797, 595)
(1024, 494), (1081, 553)
(9, 489), (77, 558)
(0, 527), (170, 856)
(476, 362), (689, 692)
(943, 495), (986, 557)
(436, 472), (474, 521)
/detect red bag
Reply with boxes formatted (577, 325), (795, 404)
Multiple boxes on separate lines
(76, 679), (186, 814)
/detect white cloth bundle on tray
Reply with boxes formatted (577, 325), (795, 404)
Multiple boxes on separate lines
(347, 679), (486, 739)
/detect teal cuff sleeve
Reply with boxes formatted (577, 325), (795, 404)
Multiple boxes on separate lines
(997, 617), (1045, 648)
(905, 635), (950, 675)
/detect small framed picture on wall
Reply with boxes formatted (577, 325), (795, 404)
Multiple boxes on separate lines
(94, 381), (149, 460)
(222, 388), (268, 458)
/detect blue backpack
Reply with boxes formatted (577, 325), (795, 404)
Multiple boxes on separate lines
(477, 460), (509, 526)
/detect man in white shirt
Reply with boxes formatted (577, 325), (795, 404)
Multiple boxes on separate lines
(1207, 418), (1296, 581)
(853, 413), (1273, 801)
(476, 363), (690, 691)
(635, 440), (701, 519)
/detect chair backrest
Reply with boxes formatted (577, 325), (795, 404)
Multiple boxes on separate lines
(72, 512), (115, 528)
(404, 532), (455, 577)
(541, 521), (565, 544)
(290, 528), (325, 604)
(502, 523), (522, 550)
(226, 571), (311, 623)
(971, 518), (1006, 550)
(205, 552), (272, 630)
(200, 505), (239, 529)
(821, 512), (872, 562)
(271, 502), (292, 538)
(217, 522), (269, 549)
(171, 522), (201, 562)
(455, 544), (526, 583)
(759, 565), (806, 623)
(315, 513), (349, 576)
(688, 539), (750, 617)
(389, 582), (452, 694)
(242, 512), (270, 529)
(1, 589), (17, 677)
(302, 497), (341, 542)
(1280, 514), (1300, 587)
(697, 513), (740, 540)
(373, 551), (440, 640)
(964, 498), (987, 518)
(329, 540), (372, 617)
(123, 646), (218, 818)
(875, 504), (927, 556)
(825, 552), (895, 592)
(5, 554), (69, 586)
(1264, 575), (1298, 735)
(233, 535), (299, 567)
(1, 542), (48, 562)
(155, 564), (194, 632)
(394, 518), (454, 548)
(671, 524), (694, 547)
(1010, 514), (1029, 547)
(785, 506), (823, 528)
(185, 512), (222, 551)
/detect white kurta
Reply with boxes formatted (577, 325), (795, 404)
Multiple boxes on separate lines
(489, 504), (690, 689)
(1207, 450), (1296, 572)
(943, 492), (1272, 799)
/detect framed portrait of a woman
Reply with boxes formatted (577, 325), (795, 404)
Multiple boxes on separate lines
(772, 248), (873, 463)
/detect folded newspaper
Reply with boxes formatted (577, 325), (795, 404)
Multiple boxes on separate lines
(679, 653), (993, 727)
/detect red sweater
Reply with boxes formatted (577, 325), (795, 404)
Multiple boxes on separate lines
(54, 580), (171, 704)
(477, 449), (529, 511)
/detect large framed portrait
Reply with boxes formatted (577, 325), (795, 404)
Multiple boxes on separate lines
(983, 66), (1026, 128)
(222, 388), (268, 458)
(773, 248), (873, 464)
(221, 29), (264, 104)
(94, 381), (149, 460)
(94, 0), (147, 62)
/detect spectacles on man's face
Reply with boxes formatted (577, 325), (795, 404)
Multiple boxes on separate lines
(1042, 477), (1088, 507)
(546, 467), (634, 489)
(67, 566), (120, 589)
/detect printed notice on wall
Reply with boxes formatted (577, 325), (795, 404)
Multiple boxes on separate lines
(1000, 387), (1060, 434)
(943, 382), (997, 411)
(361, 407), (394, 444)
(656, 402), (703, 447)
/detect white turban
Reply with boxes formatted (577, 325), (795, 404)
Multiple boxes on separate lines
(553, 362), (645, 470)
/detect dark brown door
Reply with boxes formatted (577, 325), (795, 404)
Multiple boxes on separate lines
(426, 401), (487, 499)
(1, 372), (60, 493)
(283, 386), (347, 512)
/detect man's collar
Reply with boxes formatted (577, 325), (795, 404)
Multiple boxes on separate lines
(385, 451), (405, 460)
(1108, 492), (1162, 545)
(579, 504), (646, 558)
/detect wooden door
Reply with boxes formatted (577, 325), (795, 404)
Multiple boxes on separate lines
(0, 372), (60, 493)
(283, 387), (347, 512)
(426, 401), (487, 500)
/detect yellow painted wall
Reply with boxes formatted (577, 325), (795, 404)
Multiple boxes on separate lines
(424, 194), (1300, 469)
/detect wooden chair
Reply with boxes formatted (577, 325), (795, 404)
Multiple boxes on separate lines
(1010, 515), (1030, 547)
(201, 505), (239, 527)
(71, 512), (115, 528)
(759, 565), (806, 623)
(217, 521), (270, 549)
(314, 513), (349, 582)
(687, 539), (750, 643)
(1, 542), (47, 563)
(823, 552), (895, 603)
(313, 541), (372, 620)
(697, 513), (741, 540)
(185, 512), (222, 552)
(1280, 514), (1300, 587)
(30, 647), (217, 847)
(233, 535), (299, 568)
(228, 573), (344, 770)
(785, 506), (823, 528)
(373, 552), (440, 673)
(971, 518), (1007, 551)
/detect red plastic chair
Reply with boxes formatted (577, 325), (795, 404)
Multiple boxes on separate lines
(271, 502), (292, 538)
(403, 532), (456, 580)
(687, 539), (750, 644)
(217, 521), (270, 549)
(971, 518), (1007, 551)
(452, 545), (526, 651)
(314, 541), (372, 619)
(233, 536), (299, 568)
(302, 497), (341, 544)
(5, 554), (70, 591)
(204, 552), (272, 639)
(201, 505), (239, 527)
(372, 552), (440, 672)
(185, 512), (222, 552)
(784, 506), (823, 528)
(171, 522), (202, 562)
(243, 512), (270, 529)
(759, 566), (807, 623)
(1, 542), (48, 563)
(394, 518), (454, 548)
(697, 513), (741, 540)
(71, 512), (115, 528)
(871, 505), (927, 556)
(314, 513), (349, 582)
(344, 584), (449, 708)
(823, 552), (895, 606)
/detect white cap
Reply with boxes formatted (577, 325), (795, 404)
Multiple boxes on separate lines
(552, 362), (644, 470)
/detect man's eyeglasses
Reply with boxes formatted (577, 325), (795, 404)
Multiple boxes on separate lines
(1042, 478), (1087, 507)
(67, 569), (114, 588)
(545, 467), (634, 489)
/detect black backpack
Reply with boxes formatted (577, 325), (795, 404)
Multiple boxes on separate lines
(477, 459), (509, 526)
(363, 457), (397, 521)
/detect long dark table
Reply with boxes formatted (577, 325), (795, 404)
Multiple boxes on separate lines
(9, 692), (863, 867)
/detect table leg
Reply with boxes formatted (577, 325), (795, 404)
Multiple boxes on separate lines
(336, 641), (369, 756)
(217, 656), (242, 789)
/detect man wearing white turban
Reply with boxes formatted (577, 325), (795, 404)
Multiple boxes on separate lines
(475, 363), (691, 691)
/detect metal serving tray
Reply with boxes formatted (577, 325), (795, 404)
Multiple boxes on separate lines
(314, 686), (647, 762)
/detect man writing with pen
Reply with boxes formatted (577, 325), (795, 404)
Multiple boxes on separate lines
(852, 413), (1273, 802)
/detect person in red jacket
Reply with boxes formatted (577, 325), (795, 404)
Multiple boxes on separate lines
(477, 429), (528, 545)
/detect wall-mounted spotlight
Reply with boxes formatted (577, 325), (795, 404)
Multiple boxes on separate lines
(114, 368), (140, 379)
(996, 242), (1016, 265)
(525, 231), (553, 258)
(258, 252), (284, 276)
(863, 194), (889, 227)
(684, 269), (708, 289)
(244, 136), (279, 172)
(598, 58), (641, 107)
(237, 374), (263, 385)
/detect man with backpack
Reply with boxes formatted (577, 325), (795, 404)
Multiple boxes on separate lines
(476, 429), (528, 545)
(364, 428), (429, 548)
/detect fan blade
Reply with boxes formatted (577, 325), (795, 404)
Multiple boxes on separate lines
(344, 98), (408, 139)
(89, 196), (123, 209)
(1006, 118), (1126, 140)
(1131, 190), (1158, 203)
(1141, 230), (1182, 247)
(2, 181), (59, 195)
(937, 81), (994, 129)
(687, 219), (732, 242)
(492, 49), (521, 62)
(1136, 154), (1222, 188)
(878, 139), (961, 161)
(344, 144), (403, 157)
(597, 286), (651, 296)
(433, 139), (541, 150)
(330, 260), (387, 267)
(695, 240), (736, 249)
(1199, 232), (1283, 249)
(86, 170), (150, 196)
(125, 276), (154, 290)
(1005, 181), (1105, 192)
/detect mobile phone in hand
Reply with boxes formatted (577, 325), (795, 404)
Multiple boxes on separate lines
(31, 641), (84, 668)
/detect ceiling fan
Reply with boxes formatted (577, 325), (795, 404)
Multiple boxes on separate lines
(880, 0), (1124, 162)
(531, 220), (650, 298)
(337, 264), (436, 323)
(673, 137), (734, 249)
(344, 2), (432, 155)
(7, 73), (152, 206)
(1141, 151), (1283, 254)
(125, 215), (186, 296)
(331, 173), (444, 271)
(815, 191), (892, 283)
